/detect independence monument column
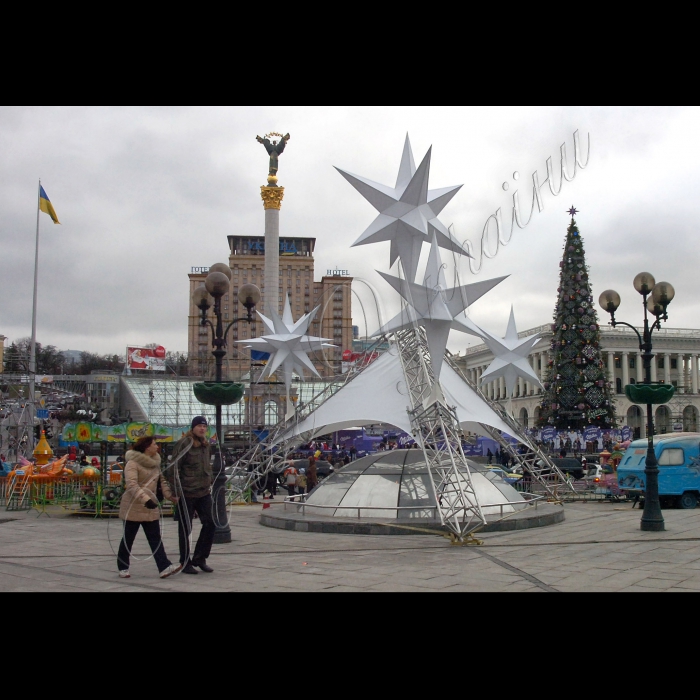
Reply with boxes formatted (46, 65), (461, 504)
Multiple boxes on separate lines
(256, 131), (290, 315)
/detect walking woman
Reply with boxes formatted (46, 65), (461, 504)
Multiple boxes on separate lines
(117, 436), (181, 579)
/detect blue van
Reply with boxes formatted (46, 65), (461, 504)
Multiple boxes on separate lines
(617, 432), (700, 509)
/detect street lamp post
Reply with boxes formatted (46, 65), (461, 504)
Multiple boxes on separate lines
(599, 272), (675, 532)
(193, 263), (261, 544)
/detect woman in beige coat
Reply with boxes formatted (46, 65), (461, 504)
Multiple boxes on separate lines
(117, 436), (181, 579)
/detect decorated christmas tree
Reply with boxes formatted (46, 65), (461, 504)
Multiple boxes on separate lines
(537, 209), (617, 430)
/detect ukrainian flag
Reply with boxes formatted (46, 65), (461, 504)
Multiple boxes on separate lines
(39, 185), (60, 224)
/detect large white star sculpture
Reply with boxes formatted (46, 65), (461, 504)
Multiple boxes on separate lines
(238, 295), (335, 419)
(335, 134), (471, 283)
(479, 306), (543, 400)
(372, 233), (508, 379)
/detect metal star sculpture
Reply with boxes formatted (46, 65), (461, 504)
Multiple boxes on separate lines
(238, 294), (335, 418)
(567, 206), (578, 217)
(372, 233), (508, 378)
(335, 134), (471, 283)
(479, 306), (543, 399)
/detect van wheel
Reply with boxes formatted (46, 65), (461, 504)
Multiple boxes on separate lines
(678, 492), (698, 509)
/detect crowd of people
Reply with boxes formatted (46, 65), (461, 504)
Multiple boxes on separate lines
(486, 448), (515, 468)
(253, 447), (354, 501)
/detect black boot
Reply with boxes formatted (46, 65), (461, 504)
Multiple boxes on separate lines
(193, 559), (214, 573)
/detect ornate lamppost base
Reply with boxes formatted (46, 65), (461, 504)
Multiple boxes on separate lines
(212, 455), (232, 544)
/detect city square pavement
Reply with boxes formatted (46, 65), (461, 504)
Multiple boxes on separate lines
(2, 499), (700, 592)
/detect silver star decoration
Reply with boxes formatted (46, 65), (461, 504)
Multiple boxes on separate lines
(238, 294), (335, 417)
(479, 306), (543, 399)
(372, 233), (507, 378)
(335, 134), (471, 283)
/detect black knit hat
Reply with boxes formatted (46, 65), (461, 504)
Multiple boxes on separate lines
(191, 416), (208, 429)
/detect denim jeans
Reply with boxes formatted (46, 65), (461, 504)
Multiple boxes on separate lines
(117, 519), (171, 573)
(176, 493), (215, 565)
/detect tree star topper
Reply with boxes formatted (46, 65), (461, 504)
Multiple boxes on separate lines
(567, 205), (578, 217)
(335, 134), (471, 283)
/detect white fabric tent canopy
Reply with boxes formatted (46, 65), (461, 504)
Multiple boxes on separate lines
(274, 347), (523, 445)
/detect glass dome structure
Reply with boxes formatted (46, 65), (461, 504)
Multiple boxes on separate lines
(303, 449), (530, 520)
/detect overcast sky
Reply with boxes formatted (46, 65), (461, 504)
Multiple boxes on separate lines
(1, 106), (696, 358)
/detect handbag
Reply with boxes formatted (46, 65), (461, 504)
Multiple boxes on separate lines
(156, 475), (164, 502)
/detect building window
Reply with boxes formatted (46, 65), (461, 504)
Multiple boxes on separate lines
(615, 357), (621, 369)
(658, 357), (664, 369)
(671, 358), (678, 369)
(629, 357), (635, 368)
(616, 377), (622, 393)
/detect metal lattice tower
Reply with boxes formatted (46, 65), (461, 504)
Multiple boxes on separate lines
(444, 353), (575, 500)
(225, 329), (573, 537)
(393, 326), (486, 539)
(225, 364), (365, 502)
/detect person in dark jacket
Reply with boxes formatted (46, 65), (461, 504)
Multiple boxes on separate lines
(306, 455), (318, 492)
(168, 416), (215, 575)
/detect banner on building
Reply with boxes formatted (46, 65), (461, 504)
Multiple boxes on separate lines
(341, 350), (380, 373)
(541, 426), (556, 442)
(126, 346), (166, 371)
(62, 421), (214, 443)
(583, 426), (601, 443)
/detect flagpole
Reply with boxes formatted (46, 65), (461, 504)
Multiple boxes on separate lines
(29, 179), (41, 447)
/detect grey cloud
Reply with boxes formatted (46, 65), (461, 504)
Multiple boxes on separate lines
(1, 106), (698, 359)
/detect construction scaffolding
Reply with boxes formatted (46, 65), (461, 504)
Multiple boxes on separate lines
(120, 375), (337, 436)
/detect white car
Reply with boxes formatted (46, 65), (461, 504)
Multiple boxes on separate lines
(581, 463), (603, 481)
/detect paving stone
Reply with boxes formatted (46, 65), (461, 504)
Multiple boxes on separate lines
(5, 502), (700, 591)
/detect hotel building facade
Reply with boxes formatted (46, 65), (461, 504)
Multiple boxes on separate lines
(187, 235), (353, 380)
